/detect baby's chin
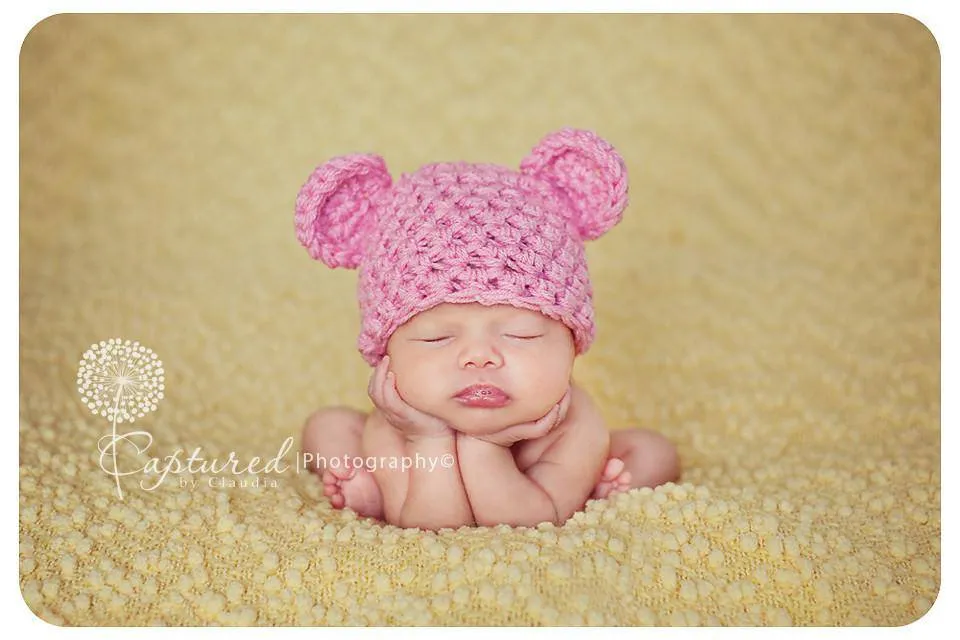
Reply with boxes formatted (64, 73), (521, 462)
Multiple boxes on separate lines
(437, 403), (544, 436)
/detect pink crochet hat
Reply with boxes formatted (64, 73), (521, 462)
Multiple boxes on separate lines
(295, 128), (628, 367)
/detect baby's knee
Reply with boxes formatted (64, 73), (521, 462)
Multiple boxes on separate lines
(642, 430), (681, 484)
(616, 428), (681, 488)
(301, 406), (368, 474)
(301, 406), (366, 447)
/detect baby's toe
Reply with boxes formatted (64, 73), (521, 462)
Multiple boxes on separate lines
(600, 458), (626, 481)
(591, 482), (612, 500)
(607, 472), (633, 497)
(327, 465), (357, 481)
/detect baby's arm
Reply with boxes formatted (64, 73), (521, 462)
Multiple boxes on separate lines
(398, 433), (474, 530)
(369, 356), (474, 530)
(457, 436), (558, 526)
(458, 389), (610, 527)
(523, 403), (610, 524)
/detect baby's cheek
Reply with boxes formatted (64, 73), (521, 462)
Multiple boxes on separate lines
(515, 352), (571, 405)
(535, 347), (573, 382)
(395, 361), (445, 410)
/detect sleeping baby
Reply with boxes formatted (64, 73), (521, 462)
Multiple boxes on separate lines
(296, 128), (680, 530)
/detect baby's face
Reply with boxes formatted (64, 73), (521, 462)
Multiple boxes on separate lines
(385, 302), (575, 435)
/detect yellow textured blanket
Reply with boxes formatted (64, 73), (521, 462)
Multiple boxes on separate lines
(19, 14), (939, 626)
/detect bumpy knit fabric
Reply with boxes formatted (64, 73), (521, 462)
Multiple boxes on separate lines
(295, 128), (628, 366)
(20, 16), (939, 627)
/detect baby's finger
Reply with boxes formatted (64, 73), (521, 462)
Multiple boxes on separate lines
(366, 363), (377, 401)
(385, 373), (427, 429)
(374, 371), (405, 424)
(368, 357), (388, 408)
(367, 359), (380, 403)
(552, 401), (563, 423)
(381, 371), (411, 417)
(558, 393), (570, 421)
(533, 403), (561, 432)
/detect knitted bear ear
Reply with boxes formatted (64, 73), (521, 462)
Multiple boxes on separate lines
(519, 128), (628, 241)
(294, 154), (392, 269)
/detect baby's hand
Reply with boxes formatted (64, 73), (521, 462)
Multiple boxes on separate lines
(368, 355), (454, 441)
(467, 388), (571, 447)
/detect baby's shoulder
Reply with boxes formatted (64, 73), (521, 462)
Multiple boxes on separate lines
(566, 380), (603, 426)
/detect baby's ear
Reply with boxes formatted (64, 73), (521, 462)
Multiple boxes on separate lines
(294, 154), (392, 269)
(520, 128), (628, 241)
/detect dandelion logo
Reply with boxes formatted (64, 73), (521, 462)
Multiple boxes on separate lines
(77, 338), (165, 500)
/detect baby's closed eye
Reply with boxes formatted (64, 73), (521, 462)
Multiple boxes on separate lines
(415, 334), (541, 342)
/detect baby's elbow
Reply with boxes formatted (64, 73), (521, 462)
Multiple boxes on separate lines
(529, 467), (596, 525)
(553, 490), (593, 525)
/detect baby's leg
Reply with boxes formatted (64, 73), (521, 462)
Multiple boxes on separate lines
(301, 407), (384, 519)
(592, 428), (681, 499)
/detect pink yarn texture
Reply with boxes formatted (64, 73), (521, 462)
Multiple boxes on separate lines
(295, 128), (629, 367)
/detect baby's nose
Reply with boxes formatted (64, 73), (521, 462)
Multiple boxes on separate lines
(459, 340), (503, 368)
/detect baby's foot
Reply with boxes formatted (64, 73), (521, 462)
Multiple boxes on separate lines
(322, 460), (383, 519)
(591, 457), (633, 499)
